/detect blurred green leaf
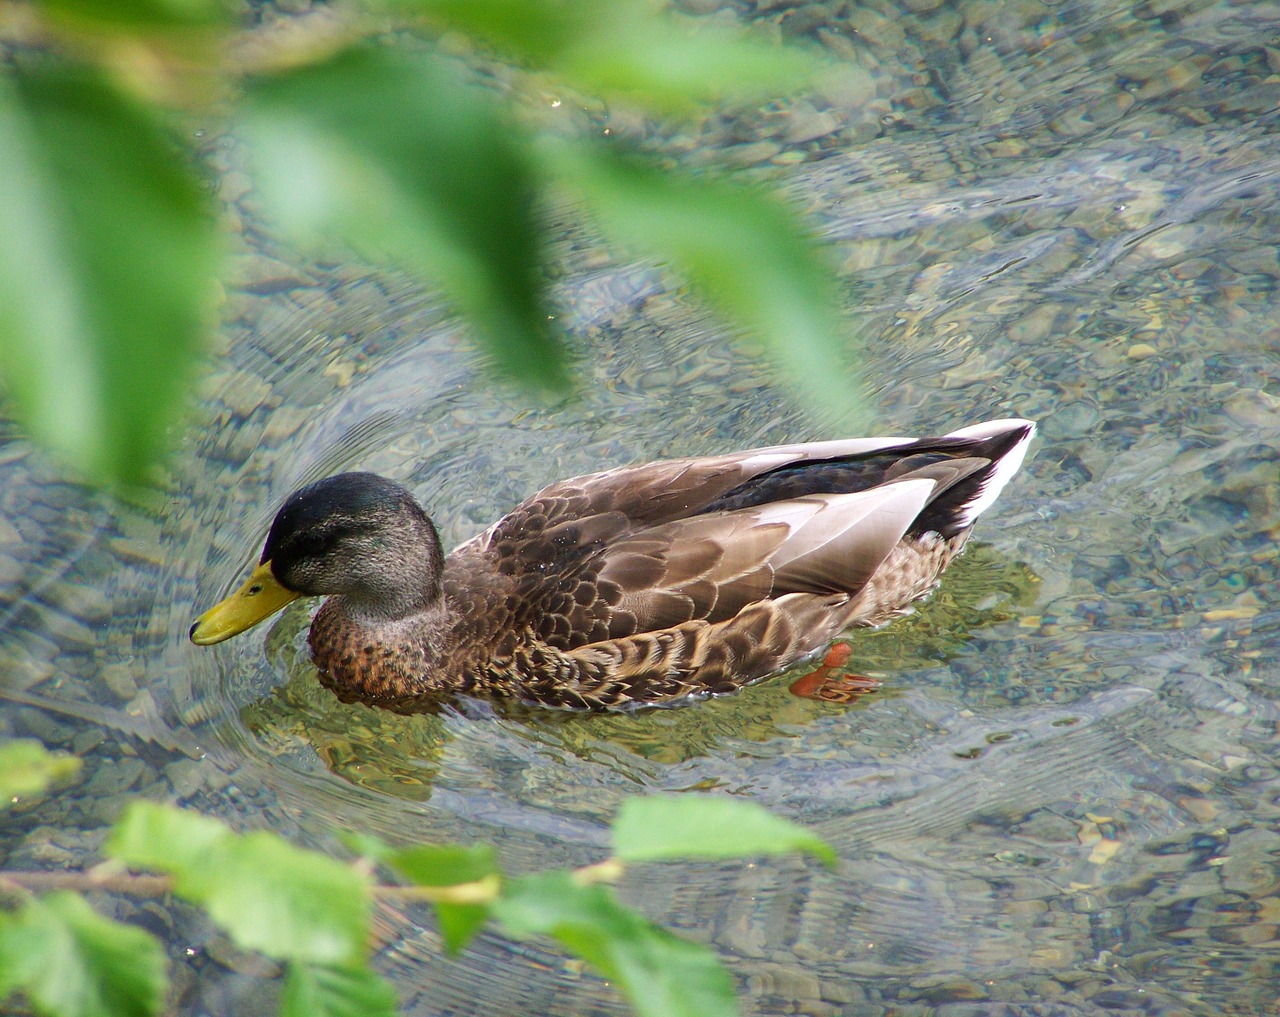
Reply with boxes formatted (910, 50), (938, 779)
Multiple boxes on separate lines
(337, 831), (388, 860)
(383, 842), (498, 886)
(612, 795), (836, 868)
(395, 0), (647, 65)
(433, 900), (490, 954)
(242, 45), (566, 390)
(562, 18), (822, 113)
(190, 831), (371, 964)
(0, 64), (217, 486)
(106, 798), (228, 872)
(401, 0), (819, 111)
(384, 842), (497, 950)
(546, 140), (857, 421)
(341, 835), (495, 952)
(494, 871), (737, 1017)
(38, 0), (231, 30)
(0, 891), (166, 1017)
(281, 962), (398, 1017)
(109, 802), (371, 964)
(0, 739), (81, 806)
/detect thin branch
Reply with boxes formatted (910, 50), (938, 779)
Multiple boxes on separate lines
(0, 870), (174, 898)
(573, 857), (625, 885)
(0, 855), (624, 905)
(0, 867), (506, 905)
(376, 873), (502, 905)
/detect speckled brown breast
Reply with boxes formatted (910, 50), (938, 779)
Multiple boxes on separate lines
(306, 530), (969, 712)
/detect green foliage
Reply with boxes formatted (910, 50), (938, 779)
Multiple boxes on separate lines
(108, 802), (372, 964)
(0, 64), (218, 486)
(546, 141), (851, 419)
(0, 739), (81, 804)
(381, 842), (499, 886)
(38, 0), (231, 30)
(495, 871), (737, 1017)
(384, 842), (499, 951)
(612, 794), (838, 867)
(0, 0), (849, 486)
(432, 897), (492, 955)
(396, 0), (628, 64)
(345, 835), (499, 952)
(281, 962), (399, 1017)
(242, 45), (566, 391)
(562, 22), (817, 113)
(1, 781), (836, 1017)
(401, 0), (819, 111)
(0, 891), (167, 1017)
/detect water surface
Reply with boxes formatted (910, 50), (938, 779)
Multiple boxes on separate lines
(4, 0), (1280, 1013)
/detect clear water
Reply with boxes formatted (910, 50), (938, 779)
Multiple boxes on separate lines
(4, 0), (1280, 1013)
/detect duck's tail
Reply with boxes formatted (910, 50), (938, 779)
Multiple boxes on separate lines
(909, 418), (1036, 538)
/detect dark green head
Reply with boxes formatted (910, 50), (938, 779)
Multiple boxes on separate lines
(263, 472), (445, 613)
(190, 473), (446, 645)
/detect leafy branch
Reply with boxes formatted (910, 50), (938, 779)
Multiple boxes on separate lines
(0, 0), (854, 487)
(0, 739), (836, 1017)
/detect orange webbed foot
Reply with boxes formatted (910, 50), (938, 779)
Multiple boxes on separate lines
(788, 642), (881, 702)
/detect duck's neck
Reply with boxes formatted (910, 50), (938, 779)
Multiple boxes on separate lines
(310, 593), (459, 699)
(339, 514), (446, 623)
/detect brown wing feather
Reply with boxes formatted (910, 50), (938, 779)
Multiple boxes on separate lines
(583, 479), (932, 634)
(449, 428), (1025, 661)
(769, 481), (936, 594)
(597, 514), (792, 633)
(465, 434), (919, 553)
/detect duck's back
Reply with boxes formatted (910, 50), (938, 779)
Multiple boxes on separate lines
(419, 418), (1034, 708)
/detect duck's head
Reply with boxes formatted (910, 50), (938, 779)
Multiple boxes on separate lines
(189, 472), (444, 645)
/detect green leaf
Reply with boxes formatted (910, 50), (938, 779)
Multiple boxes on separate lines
(337, 831), (389, 860)
(494, 872), (737, 1017)
(0, 64), (218, 485)
(611, 796), (836, 868)
(0, 739), (81, 805)
(0, 891), (166, 1017)
(109, 803), (371, 964)
(342, 836), (496, 953)
(106, 799), (228, 874)
(394, 0), (648, 65)
(384, 842), (498, 887)
(432, 902), (490, 955)
(242, 45), (566, 390)
(39, 0), (231, 30)
(341, 834), (496, 887)
(192, 832), (373, 964)
(562, 18), (823, 113)
(281, 962), (398, 1017)
(547, 141), (858, 423)
(386, 844), (497, 952)
(400, 0), (821, 111)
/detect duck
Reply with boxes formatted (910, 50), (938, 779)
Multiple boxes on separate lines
(190, 418), (1034, 711)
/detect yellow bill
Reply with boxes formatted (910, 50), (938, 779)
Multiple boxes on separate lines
(189, 561), (301, 645)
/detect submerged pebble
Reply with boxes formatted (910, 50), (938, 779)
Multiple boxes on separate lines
(2, 0), (1280, 1014)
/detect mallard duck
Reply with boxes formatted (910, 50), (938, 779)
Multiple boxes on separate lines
(191, 418), (1034, 711)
